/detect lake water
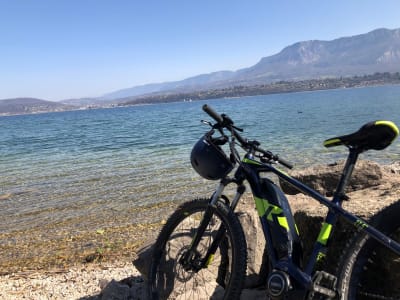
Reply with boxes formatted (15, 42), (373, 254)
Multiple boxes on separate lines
(1, 85), (400, 234)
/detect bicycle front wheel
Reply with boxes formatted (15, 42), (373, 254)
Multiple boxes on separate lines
(336, 201), (400, 299)
(147, 198), (247, 300)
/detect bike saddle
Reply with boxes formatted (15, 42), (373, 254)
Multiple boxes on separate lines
(323, 120), (399, 151)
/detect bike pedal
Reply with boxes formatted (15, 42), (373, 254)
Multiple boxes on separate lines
(312, 271), (337, 298)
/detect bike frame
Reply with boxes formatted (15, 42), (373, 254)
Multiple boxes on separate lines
(193, 146), (400, 293)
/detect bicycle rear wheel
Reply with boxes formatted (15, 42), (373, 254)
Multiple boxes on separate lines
(147, 198), (247, 300)
(336, 201), (400, 299)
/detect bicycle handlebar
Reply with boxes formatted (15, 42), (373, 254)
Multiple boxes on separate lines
(202, 104), (294, 169)
(203, 104), (224, 124)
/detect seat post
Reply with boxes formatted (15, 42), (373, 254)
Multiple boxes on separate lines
(332, 148), (361, 204)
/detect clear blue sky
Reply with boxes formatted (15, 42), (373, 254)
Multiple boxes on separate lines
(1, 0), (400, 101)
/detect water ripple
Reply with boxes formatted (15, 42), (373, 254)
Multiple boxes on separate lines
(1, 86), (399, 234)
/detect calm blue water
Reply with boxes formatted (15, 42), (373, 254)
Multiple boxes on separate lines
(1, 85), (399, 233)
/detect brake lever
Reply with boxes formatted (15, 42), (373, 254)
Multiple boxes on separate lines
(232, 125), (243, 132)
(207, 114), (243, 132)
(221, 114), (241, 130)
(212, 135), (229, 145)
(260, 156), (276, 164)
(201, 120), (213, 127)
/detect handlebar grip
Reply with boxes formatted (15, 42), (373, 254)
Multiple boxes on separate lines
(278, 157), (294, 169)
(202, 104), (223, 124)
(258, 147), (293, 169)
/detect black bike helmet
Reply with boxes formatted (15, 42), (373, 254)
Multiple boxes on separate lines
(190, 134), (234, 180)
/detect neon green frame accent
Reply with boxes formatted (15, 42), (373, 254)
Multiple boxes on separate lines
(254, 196), (289, 231)
(277, 216), (289, 230)
(317, 222), (332, 245)
(242, 157), (262, 165)
(316, 251), (326, 262)
(323, 138), (341, 147)
(275, 167), (291, 177)
(243, 157), (292, 178)
(375, 120), (399, 138)
(254, 196), (267, 217)
(295, 224), (300, 235)
(354, 219), (369, 229)
(205, 254), (215, 267)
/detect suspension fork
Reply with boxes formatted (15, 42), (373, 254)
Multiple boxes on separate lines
(179, 182), (226, 270)
(180, 180), (245, 271)
(200, 184), (246, 268)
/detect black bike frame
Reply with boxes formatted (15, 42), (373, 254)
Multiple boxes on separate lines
(231, 147), (400, 290)
(184, 144), (400, 293)
(183, 105), (400, 296)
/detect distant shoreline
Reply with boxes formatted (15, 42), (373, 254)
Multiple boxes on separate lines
(1, 72), (400, 117)
(119, 72), (400, 106)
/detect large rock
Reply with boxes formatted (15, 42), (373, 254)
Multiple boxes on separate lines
(100, 279), (131, 300)
(279, 160), (383, 196)
(99, 277), (146, 300)
(131, 241), (152, 282)
(383, 161), (400, 174)
(235, 196), (268, 288)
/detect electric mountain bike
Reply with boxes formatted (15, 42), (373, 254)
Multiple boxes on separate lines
(147, 104), (400, 300)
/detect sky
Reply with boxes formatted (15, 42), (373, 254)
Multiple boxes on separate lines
(1, 1), (400, 101)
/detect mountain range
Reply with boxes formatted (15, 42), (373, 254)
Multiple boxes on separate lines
(100, 27), (400, 101)
(1, 27), (400, 114)
(0, 98), (74, 116)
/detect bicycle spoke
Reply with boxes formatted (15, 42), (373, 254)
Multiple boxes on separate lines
(148, 199), (246, 299)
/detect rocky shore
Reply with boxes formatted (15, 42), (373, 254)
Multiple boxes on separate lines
(1, 160), (399, 299)
(0, 262), (144, 300)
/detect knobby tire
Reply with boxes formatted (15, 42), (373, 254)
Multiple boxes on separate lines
(336, 200), (400, 300)
(147, 198), (247, 300)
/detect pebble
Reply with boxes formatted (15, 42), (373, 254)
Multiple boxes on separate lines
(0, 261), (143, 300)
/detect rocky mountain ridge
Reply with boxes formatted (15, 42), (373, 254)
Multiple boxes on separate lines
(103, 28), (400, 100)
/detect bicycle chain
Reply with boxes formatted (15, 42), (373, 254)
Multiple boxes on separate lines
(306, 291), (398, 300)
(358, 291), (398, 300)
(306, 291), (334, 300)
